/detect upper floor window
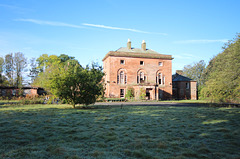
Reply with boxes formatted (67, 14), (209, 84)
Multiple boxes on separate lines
(156, 72), (165, 85)
(117, 70), (127, 84)
(140, 61), (144, 65)
(120, 71), (124, 84)
(159, 62), (163, 66)
(120, 60), (125, 65)
(137, 70), (147, 84)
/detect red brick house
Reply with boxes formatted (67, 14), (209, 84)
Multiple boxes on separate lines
(172, 71), (197, 100)
(102, 39), (173, 100)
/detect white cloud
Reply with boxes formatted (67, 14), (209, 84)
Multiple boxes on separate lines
(172, 53), (200, 60)
(82, 23), (167, 35)
(15, 19), (167, 35)
(15, 19), (85, 29)
(174, 39), (228, 44)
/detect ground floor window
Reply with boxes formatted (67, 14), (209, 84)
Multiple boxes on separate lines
(120, 89), (124, 98)
(186, 82), (190, 89)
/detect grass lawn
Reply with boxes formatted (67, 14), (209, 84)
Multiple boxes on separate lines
(0, 104), (239, 159)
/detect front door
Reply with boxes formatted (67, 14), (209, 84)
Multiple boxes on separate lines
(146, 89), (150, 100)
(146, 88), (152, 100)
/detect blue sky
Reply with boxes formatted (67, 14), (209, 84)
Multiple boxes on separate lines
(0, 0), (239, 72)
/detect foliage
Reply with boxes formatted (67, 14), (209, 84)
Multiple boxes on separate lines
(201, 34), (240, 103)
(125, 87), (135, 99)
(182, 60), (206, 98)
(28, 58), (39, 84)
(13, 52), (27, 87)
(0, 57), (8, 85)
(139, 88), (146, 100)
(48, 62), (104, 108)
(183, 60), (206, 86)
(0, 57), (4, 77)
(4, 53), (14, 86)
(3, 52), (27, 87)
(33, 54), (80, 89)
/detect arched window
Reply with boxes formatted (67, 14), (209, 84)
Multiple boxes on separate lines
(156, 72), (165, 85)
(137, 70), (147, 84)
(158, 73), (162, 84)
(140, 72), (144, 83)
(120, 71), (124, 84)
(117, 70), (127, 84)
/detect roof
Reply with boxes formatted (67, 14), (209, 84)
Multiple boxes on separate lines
(117, 47), (160, 54)
(0, 86), (44, 89)
(102, 47), (173, 61)
(172, 74), (196, 82)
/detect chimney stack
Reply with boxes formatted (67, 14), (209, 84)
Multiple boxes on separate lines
(141, 40), (146, 51)
(176, 70), (183, 75)
(127, 39), (131, 50)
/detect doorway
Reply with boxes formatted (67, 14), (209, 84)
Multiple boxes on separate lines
(146, 88), (152, 100)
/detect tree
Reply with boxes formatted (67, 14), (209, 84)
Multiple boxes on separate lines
(183, 60), (206, 86)
(13, 52), (27, 87)
(58, 54), (74, 63)
(0, 57), (4, 84)
(33, 54), (79, 88)
(4, 52), (27, 87)
(28, 58), (39, 84)
(36, 54), (61, 73)
(4, 53), (14, 86)
(201, 34), (240, 103)
(0, 57), (8, 85)
(49, 62), (104, 108)
(182, 60), (206, 97)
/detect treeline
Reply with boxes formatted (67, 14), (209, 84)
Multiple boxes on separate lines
(0, 52), (28, 87)
(183, 33), (240, 103)
(0, 53), (104, 107)
(0, 53), (77, 87)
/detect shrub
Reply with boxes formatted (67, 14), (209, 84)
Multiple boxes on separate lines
(139, 88), (146, 100)
(125, 87), (134, 100)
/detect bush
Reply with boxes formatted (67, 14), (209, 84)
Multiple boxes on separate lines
(139, 88), (146, 100)
(125, 87), (134, 100)
(20, 95), (45, 105)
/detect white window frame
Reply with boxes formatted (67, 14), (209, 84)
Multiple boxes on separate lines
(120, 89), (124, 98)
(120, 71), (124, 84)
(159, 62), (163, 66)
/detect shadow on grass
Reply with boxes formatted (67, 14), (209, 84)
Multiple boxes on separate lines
(0, 104), (240, 158)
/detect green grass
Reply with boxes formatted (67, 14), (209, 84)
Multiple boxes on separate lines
(0, 104), (240, 158)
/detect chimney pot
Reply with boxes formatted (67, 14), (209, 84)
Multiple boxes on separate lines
(127, 39), (131, 50)
(141, 40), (146, 51)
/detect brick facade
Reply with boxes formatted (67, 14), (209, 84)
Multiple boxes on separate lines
(172, 72), (197, 100)
(102, 40), (173, 100)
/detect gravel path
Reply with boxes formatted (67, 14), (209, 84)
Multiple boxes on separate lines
(94, 101), (210, 107)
